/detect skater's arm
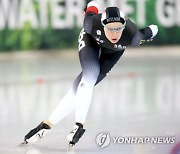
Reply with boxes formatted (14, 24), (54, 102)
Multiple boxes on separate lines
(83, 1), (99, 34)
(130, 24), (158, 46)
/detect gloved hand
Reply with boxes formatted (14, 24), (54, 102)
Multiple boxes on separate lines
(84, 1), (99, 13)
(148, 25), (158, 39)
(138, 25), (158, 45)
(87, 1), (99, 8)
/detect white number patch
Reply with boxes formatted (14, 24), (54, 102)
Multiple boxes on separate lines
(78, 28), (86, 51)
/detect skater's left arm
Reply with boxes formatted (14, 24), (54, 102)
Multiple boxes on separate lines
(83, 1), (99, 34)
(130, 24), (159, 46)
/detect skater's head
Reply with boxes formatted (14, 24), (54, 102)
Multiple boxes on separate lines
(101, 7), (126, 43)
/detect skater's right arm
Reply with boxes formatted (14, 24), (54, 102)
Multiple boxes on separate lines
(83, 1), (99, 34)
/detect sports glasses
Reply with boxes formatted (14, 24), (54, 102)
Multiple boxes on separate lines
(105, 25), (125, 32)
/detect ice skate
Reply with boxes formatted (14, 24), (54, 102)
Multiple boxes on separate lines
(22, 122), (51, 144)
(67, 123), (85, 147)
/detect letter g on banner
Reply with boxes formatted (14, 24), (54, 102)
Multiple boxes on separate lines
(96, 132), (111, 148)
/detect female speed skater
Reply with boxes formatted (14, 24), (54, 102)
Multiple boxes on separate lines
(22, 1), (158, 147)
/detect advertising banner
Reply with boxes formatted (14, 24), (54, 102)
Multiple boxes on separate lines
(0, 0), (179, 51)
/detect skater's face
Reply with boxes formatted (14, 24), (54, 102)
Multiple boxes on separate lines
(104, 22), (125, 44)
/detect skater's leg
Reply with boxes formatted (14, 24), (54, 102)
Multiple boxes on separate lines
(95, 49), (125, 85)
(73, 50), (124, 125)
(48, 73), (82, 125)
(67, 32), (100, 146)
(75, 46), (100, 124)
(23, 73), (82, 144)
(66, 50), (124, 146)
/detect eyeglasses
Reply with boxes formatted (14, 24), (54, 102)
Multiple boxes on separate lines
(105, 25), (125, 32)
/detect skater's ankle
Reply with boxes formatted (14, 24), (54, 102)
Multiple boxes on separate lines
(75, 122), (83, 128)
(43, 119), (53, 128)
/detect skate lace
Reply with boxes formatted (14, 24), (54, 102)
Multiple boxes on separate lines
(36, 130), (45, 139)
(70, 128), (78, 134)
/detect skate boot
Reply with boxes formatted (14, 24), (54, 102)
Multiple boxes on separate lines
(22, 122), (51, 144)
(67, 123), (85, 147)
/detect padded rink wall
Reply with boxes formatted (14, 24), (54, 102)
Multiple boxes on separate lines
(0, 46), (180, 124)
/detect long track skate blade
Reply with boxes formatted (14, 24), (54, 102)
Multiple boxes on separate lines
(67, 143), (75, 151)
(17, 141), (28, 147)
(22, 140), (28, 144)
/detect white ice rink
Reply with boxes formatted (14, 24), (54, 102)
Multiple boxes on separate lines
(0, 47), (180, 154)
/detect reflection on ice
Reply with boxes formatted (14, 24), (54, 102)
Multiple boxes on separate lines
(1, 72), (180, 123)
(25, 148), (42, 154)
(0, 52), (180, 154)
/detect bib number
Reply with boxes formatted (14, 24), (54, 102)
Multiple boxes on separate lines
(78, 29), (86, 51)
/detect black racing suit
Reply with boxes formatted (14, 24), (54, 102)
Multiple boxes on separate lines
(72, 11), (153, 93)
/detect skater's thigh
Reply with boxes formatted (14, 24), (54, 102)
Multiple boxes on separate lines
(78, 31), (100, 79)
(99, 49), (125, 75)
(95, 49), (125, 84)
